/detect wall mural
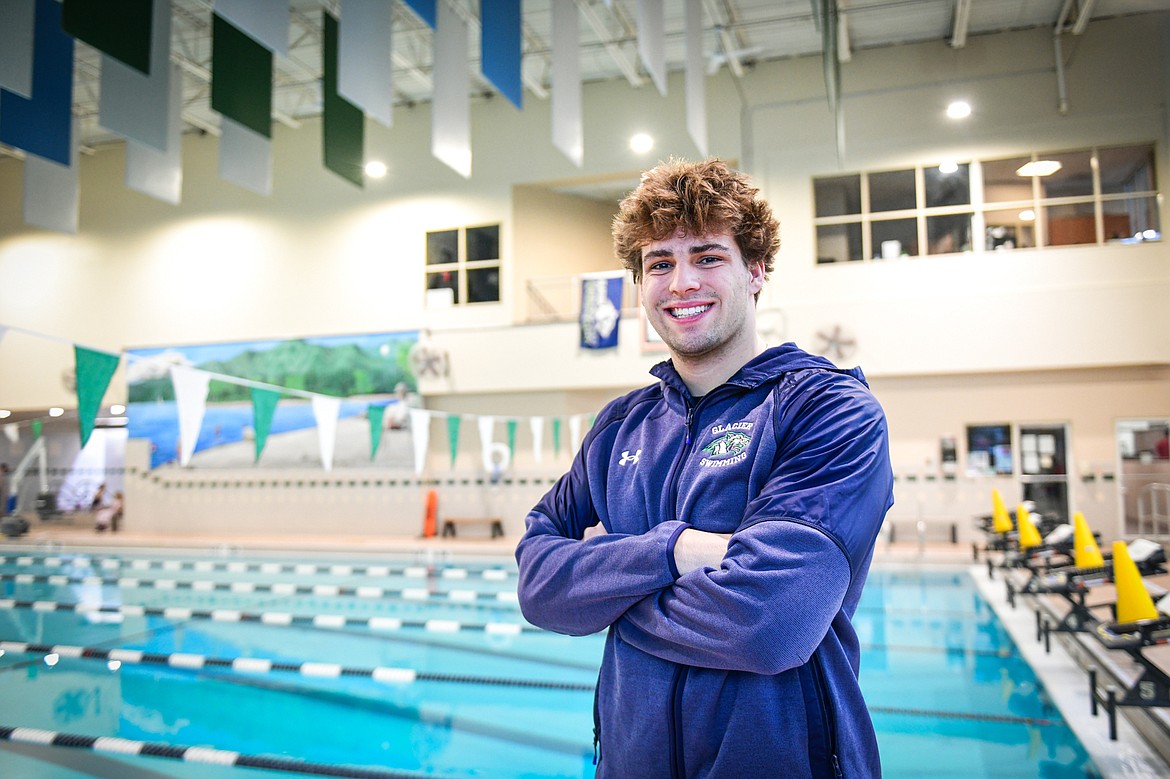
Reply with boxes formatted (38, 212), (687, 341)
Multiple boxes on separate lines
(126, 332), (418, 469)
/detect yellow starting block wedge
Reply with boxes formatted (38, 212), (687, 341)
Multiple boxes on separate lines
(991, 489), (1013, 534)
(1073, 512), (1105, 569)
(1112, 540), (1160, 624)
(1016, 504), (1043, 549)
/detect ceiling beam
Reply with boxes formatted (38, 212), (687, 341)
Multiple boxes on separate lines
(577, 0), (644, 88)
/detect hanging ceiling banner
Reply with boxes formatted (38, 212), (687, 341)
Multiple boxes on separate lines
(637, 0), (667, 96)
(213, 0), (288, 57)
(482, 0), (522, 110)
(323, 12), (365, 187)
(0, 0), (35, 98)
(403, 0), (436, 29)
(219, 116), (272, 195)
(211, 13), (273, 139)
(684, 0), (707, 156)
(126, 62), (183, 204)
(23, 119), (79, 233)
(551, 0), (582, 167)
(0, 0), (73, 165)
(432, 0), (471, 178)
(61, 0), (153, 74)
(98, 0), (170, 152)
(170, 364), (211, 467)
(338, 0), (393, 127)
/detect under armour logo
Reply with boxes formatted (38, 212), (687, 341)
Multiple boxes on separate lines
(619, 450), (641, 466)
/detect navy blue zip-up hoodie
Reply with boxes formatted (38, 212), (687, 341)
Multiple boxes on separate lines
(516, 343), (894, 778)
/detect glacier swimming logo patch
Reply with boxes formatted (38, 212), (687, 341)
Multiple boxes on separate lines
(699, 422), (753, 468)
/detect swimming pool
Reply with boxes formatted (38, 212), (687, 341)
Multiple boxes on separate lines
(0, 546), (1099, 778)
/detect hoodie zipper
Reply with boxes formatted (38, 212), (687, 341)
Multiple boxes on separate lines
(809, 652), (843, 778)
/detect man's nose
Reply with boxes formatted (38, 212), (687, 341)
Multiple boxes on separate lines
(668, 263), (700, 295)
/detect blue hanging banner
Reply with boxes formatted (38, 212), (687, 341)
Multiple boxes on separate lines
(0, 0), (74, 165)
(580, 273), (624, 350)
(403, 0), (436, 29)
(482, 0), (522, 109)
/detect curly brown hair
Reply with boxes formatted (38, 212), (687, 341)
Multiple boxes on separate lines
(612, 158), (779, 284)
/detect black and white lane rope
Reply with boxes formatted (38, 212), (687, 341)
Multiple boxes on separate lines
(0, 726), (429, 779)
(0, 571), (519, 605)
(0, 641), (595, 691)
(0, 554), (515, 581)
(0, 597), (540, 634)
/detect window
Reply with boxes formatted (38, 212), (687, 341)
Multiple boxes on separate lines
(813, 163), (974, 263)
(425, 224), (501, 306)
(813, 143), (1160, 264)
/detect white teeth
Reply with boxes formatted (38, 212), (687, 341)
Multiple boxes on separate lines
(670, 304), (711, 319)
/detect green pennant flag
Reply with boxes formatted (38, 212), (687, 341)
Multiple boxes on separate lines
(31, 419), (42, 440)
(553, 418), (562, 456)
(250, 387), (281, 463)
(368, 404), (386, 460)
(74, 346), (121, 449)
(322, 12), (364, 187)
(506, 419), (517, 457)
(447, 415), (461, 468)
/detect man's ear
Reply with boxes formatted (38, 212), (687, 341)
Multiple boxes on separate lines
(747, 260), (765, 294)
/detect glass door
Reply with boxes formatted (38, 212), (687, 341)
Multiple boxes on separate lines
(1017, 424), (1069, 528)
(1116, 419), (1170, 537)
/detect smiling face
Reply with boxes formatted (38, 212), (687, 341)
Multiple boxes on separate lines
(641, 230), (765, 379)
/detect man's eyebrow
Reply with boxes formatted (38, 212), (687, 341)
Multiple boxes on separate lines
(642, 242), (732, 262)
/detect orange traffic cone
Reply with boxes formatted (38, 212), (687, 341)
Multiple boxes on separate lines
(423, 489), (438, 538)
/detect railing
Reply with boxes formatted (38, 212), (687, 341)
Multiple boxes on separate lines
(524, 274), (639, 323)
(1136, 482), (1170, 537)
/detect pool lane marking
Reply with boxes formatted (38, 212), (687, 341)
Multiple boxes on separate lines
(0, 727), (432, 779)
(0, 571), (521, 604)
(0, 640), (595, 691)
(0, 554), (515, 580)
(0, 597), (541, 634)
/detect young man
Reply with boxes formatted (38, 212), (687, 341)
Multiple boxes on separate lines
(515, 158), (894, 778)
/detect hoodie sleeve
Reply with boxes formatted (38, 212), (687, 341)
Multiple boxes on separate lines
(516, 423), (686, 637)
(614, 372), (893, 672)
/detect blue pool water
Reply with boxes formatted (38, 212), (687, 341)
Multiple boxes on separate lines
(0, 550), (1099, 778)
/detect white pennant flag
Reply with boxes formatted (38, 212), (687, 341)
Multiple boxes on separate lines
(530, 416), (544, 465)
(169, 365), (211, 467)
(409, 408), (431, 475)
(311, 395), (342, 472)
(569, 414), (583, 454)
(478, 415), (495, 471)
(3, 424), (18, 445)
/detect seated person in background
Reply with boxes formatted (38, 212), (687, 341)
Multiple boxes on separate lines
(94, 491), (123, 533)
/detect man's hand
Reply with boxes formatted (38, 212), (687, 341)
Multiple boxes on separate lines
(673, 528), (732, 576)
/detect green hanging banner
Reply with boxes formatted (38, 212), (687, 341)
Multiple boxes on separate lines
(552, 418), (562, 456)
(506, 419), (517, 457)
(250, 387), (281, 463)
(447, 415), (461, 468)
(322, 12), (364, 187)
(211, 13), (273, 139)
(368, 404), (386, 460)
(62, 0), (154, 75)
(74, 346), (121, 449)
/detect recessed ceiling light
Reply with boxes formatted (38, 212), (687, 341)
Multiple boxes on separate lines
(110, 404), (126, 415)
(364, 160), (388, 178)
(938, 160), (959, 174)
(629, 133), (654, 154)
(0, 410), (9, 419)
(945, 101), (971, 119)
(48, 407), (64, 417)
(1019, 209), (1036, 221)
(1016, 160), (1062, 177)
